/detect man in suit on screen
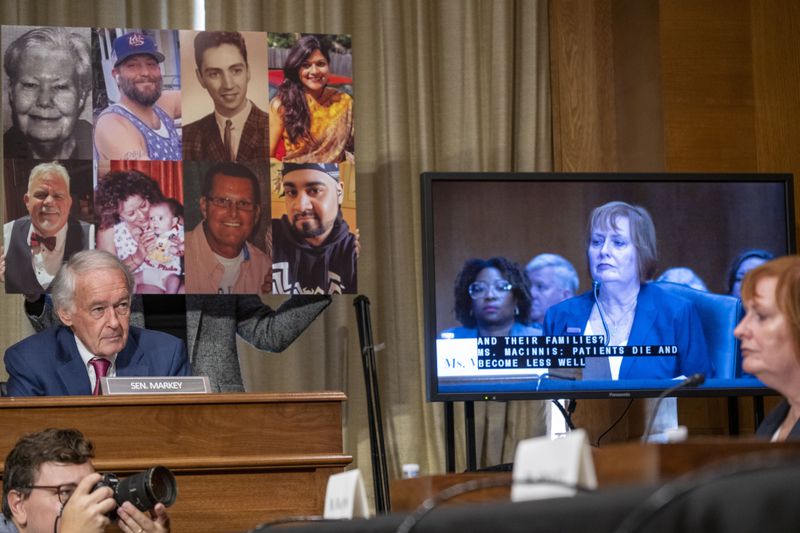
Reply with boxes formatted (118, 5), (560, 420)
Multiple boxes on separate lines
(182, 31), (268, 162)
(525, 253), (579, 332)
(3, 250), (190, 396)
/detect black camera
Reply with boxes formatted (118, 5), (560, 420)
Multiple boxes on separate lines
(93, 466), (177, 519)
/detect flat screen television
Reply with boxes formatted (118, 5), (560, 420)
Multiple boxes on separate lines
(421, 172), (796, 401)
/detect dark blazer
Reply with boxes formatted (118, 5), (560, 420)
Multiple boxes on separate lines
(543, 283), (711, 380)
(4, 215), (91, 294)
(182, 102), (268, 162)
(756, 400), (800, 440)
(4, 326), (190, 396)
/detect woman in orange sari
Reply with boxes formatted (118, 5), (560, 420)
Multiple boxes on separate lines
(269, 35), (354, 163)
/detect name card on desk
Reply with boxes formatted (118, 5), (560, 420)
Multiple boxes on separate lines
(101, 376), (211, 395)
(511, 429), (597, 502)
(324, 469), (369, 519)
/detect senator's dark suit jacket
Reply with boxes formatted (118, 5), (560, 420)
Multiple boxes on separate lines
(4, 326), (191, 396)
(543, 283), (711, 380)
(182, 102), (268, 162)
(756, 400), (800, 440)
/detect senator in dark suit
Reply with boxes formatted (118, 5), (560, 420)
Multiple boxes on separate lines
(182, 31), (268, 162)
(25, 294), (331, 393)
(3, 249), (190, 397)
(4, 326), (189, 396)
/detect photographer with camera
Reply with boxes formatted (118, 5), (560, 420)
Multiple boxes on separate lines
(2, 428), (170, 533)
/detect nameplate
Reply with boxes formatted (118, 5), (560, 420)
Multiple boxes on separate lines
(511, 428), (597, 501)
(101, 376), (211, 395)
(323, 469), (369, 519)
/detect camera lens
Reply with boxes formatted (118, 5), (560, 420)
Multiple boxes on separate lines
(113, 466), (178, 512)
(146, 466), (177, 507)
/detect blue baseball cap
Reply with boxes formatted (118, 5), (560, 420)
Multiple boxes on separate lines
(111, 32), (165, 67)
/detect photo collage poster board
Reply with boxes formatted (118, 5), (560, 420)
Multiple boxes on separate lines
(2, 26), (356, 296)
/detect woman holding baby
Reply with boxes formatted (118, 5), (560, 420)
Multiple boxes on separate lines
(95, 169), (184, 293)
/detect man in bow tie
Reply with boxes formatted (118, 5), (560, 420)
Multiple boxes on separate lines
(4, 250), (190, 397)
(3, 162), (92, 295)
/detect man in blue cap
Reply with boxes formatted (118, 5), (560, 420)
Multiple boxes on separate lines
(94, 31), (181, 160)
(271, 163), (358, 294)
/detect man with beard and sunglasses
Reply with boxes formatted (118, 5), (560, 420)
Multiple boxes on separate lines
(94, 32), (181, 161)
(271, 163), (357, 294)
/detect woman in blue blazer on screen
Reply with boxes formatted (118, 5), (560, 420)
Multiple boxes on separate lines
(735, 256), (800, 440)
(544, 201), (710, 380)
(440, 257), (538, 339)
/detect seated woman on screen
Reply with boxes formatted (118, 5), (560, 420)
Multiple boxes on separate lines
(734, 256), (800, 441)
(727, 248), (774, 299)
(543, 201), (711, 380)
(439, 257), (538, 339)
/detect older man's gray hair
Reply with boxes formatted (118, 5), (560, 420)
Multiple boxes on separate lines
(526, 253), (579, 294)
(27, 161), (71, 191)
(50, 250), (134, 313)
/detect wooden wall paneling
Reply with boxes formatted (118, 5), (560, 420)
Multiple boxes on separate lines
(610, 0), (665, 172)
(549, 0), (618, 172)
(659, 0), (757, 172)
(750, 0), (800, 243)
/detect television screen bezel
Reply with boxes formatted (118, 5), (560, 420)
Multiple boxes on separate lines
(421, 171), (796, 402)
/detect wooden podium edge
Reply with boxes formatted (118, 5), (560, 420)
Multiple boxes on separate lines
(92, 454), (354, 472)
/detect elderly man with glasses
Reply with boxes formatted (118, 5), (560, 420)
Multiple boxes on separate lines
(3, 250), (190, 397)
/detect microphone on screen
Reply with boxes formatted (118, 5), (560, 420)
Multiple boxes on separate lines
(641, 373), (706, 442)
(592, 280), (610, 346)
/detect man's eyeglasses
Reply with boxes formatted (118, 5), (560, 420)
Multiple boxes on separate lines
(468, 280), (513, 299)
(25, 484), (77, 505)
(206, 196), (257, 212)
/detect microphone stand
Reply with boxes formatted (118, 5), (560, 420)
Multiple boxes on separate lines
(641, 373), (706, 442)
(353, 295), (391, 513)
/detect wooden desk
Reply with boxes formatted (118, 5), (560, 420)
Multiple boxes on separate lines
(391, 439), (800, 512)
(0, 392), (351, 532)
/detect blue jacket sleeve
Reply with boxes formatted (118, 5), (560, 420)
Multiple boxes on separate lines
(4, 346), (42, 397)
(170, 339), (192, 377)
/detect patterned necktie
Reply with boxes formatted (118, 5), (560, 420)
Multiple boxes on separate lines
(30, 232), (56, 251)
(89, 357), (111, 396)
(224, 119), (233, 161)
